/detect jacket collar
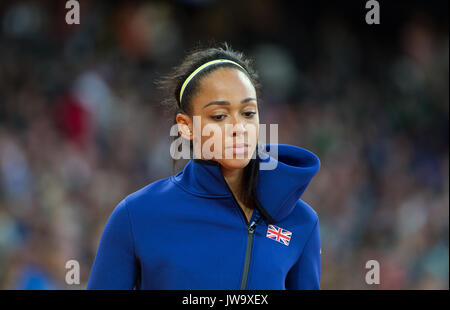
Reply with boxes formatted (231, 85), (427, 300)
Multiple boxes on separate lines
(171, 144), (320, 223)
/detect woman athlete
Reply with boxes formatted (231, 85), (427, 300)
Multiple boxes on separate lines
(87, 43), (321, 290)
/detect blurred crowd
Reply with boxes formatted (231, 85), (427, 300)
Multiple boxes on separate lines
(0, 0), (448, 289)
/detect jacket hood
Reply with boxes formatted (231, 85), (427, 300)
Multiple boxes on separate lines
(172, 144), (320, 223)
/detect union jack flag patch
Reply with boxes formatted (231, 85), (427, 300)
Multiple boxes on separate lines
(266, 225), (292, 246)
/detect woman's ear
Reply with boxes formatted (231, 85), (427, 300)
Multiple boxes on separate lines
(176, 113), (193, 140)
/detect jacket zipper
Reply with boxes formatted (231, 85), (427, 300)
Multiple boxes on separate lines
(220, 174), (260, 290)
(240, 219), (258, 289)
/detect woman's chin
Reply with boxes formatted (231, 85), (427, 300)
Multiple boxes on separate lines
(217, 157), (252, 170)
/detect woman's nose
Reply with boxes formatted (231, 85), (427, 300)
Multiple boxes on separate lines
(230, 119), (246, 136)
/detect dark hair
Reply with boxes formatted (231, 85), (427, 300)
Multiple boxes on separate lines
(157, 42), (261, 209)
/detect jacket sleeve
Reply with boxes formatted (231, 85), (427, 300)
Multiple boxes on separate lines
(285, 218), (321, 290)
(87, 198), (139, 289)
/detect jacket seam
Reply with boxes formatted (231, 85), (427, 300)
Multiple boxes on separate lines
(293, 216), (319, 267)
(169, 176), (232, 199)
(123, 198), (138, 259)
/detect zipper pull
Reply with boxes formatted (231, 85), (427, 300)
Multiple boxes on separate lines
(248, 213), (262, 233)
(248, 221), (257, 233)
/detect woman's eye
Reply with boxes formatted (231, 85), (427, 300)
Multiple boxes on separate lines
(211, 114), (226, 121)
(243, 111), (256, 118)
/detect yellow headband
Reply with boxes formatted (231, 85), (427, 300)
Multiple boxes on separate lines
(179, 59), (246, 104)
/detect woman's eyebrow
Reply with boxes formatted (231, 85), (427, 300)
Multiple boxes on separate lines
(202, 97), (257, 109)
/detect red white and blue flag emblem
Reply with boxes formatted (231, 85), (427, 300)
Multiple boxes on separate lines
(266, 225), (292, 246)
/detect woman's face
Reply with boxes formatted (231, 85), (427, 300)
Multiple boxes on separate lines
(179, 67), (259, 170)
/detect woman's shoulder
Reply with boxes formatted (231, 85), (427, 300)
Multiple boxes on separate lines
(120, 175), (182, 211)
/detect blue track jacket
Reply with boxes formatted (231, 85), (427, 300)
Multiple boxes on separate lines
(87, 144), (321, 290)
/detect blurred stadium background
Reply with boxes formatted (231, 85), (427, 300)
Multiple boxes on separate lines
(0, 0), (448, 289)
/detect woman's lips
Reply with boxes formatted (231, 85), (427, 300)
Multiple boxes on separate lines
(227, 144), (249, 155)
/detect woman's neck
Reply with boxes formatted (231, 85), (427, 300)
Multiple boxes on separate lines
(221, 165), (254, 222)
(221, 166), (245, 201)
